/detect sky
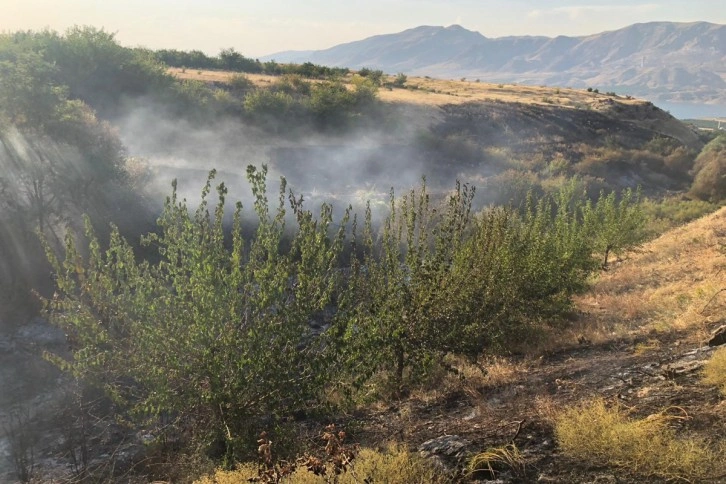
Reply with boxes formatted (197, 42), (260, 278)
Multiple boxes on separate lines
(2, 1), (724, 58)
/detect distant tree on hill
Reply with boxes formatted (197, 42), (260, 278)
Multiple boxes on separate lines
(690, 135), (726, 202)
(586, 187), (645, 269)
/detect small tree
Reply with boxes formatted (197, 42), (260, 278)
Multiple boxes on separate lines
(587, 187), (645, 269)
(393, 73), (407, 88)
(338, 180), (475, 393)
(690, 135), (726, 202)
(43, 167), (350, 457)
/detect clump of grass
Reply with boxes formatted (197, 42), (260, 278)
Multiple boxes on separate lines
(702, 347), (726, 395)
(195, 444), (447, 483)
(467, 443), (525, 479)
(555, 399), (724, 481)
(633, 338), (661, 355)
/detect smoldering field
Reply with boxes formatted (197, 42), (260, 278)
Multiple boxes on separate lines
(0, 101), (470, 480)
(115, 100), (465, 218)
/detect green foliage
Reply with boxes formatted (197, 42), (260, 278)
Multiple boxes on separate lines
(271, 74), (311, 97)
(219, 47), (262, 73)
(242, 76), (379, 131)
(155, 47), (349, 79)
(641, 197), (718, 237)
(43, 167), (350, 458)
(0, 50), (64, 127)
(336, 180), (608, 393)
(392, 73), (407, 88)
(243, 89), (295, 128)
(338, 181), (475, 391)
(587, 187), (646, 268)
(42, 168), (648, 459)
(228, 73), (254, 93)
(690, 134), (726, 202)
(447, 183), (597, 353)
(357, 68), (384, 86)
(0, 27), (173, 116)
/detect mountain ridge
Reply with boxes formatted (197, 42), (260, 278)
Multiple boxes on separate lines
(262, 21), (726, 105)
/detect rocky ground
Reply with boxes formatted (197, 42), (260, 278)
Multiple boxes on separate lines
(343, 330), (725, 482)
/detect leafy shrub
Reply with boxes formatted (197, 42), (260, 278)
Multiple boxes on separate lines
(357, 68), (383, 86)
(690, 134), (726, 202)
(244, 89), (295, 122)
(392, 73), (407, 88)
(587, 187), (646, 268)
(228, 73), (254, 93)
(272, 74), (311, 97)
(337, 181), (476, 392)
(555, 399), (725, 481)
(338, 180), (606, 393)
(641, 197), (718, 237)
(43, 167), (350, 459)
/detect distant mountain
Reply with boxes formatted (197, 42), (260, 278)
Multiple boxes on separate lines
(263, 22), (726, 105)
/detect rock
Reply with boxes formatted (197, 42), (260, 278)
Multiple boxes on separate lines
(418, 435), (472, 474)
(708, 325), (726, 347)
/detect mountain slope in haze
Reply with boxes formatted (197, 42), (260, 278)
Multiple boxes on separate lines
(264, 22), (726, 105)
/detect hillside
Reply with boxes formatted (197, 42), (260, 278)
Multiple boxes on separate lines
(2, 28), (724, 483)
(341, 206), (726, 482)
(263, 22), (726, 105)
(169, 68), (705, 201)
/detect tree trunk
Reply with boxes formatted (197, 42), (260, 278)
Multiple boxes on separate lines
(602, 245), (611, 269)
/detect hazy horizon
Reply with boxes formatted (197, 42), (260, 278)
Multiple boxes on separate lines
(3, 1), (725, 58)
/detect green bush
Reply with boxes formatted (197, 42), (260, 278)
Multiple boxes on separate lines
(244, 89), (295, 123)
(43, 167), (350, 459)
(586, 187), (646, 268)
(336, 180), (612, 394)
(393, 73), (407, 88)
(228, 73), (254, 93)
(337, 181), (476, 392)
(690, 135), (726, 202)
(641, 197), (718, 237)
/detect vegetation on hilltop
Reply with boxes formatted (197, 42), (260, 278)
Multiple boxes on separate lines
(155, 47), (351, 79)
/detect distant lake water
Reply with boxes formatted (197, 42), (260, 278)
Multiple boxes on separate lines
(648, 101), (726, 120)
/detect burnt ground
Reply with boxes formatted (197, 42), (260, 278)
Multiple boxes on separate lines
(338, 332), (725, 483)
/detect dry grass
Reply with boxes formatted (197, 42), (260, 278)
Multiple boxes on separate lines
(170, 67), (279, 87)
(467, 443), (525, 479)
(168, 67), (646, 110)
(555, 399), (726, 482)
(702, 347), (726, 396)
(407, 355), (526, 405)
(378, 77), (631, 109)
(571, 206), (726, 348)
(194, 443), (448, 483)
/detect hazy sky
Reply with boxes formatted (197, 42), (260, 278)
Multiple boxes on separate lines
(2, 1), (724, 57)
